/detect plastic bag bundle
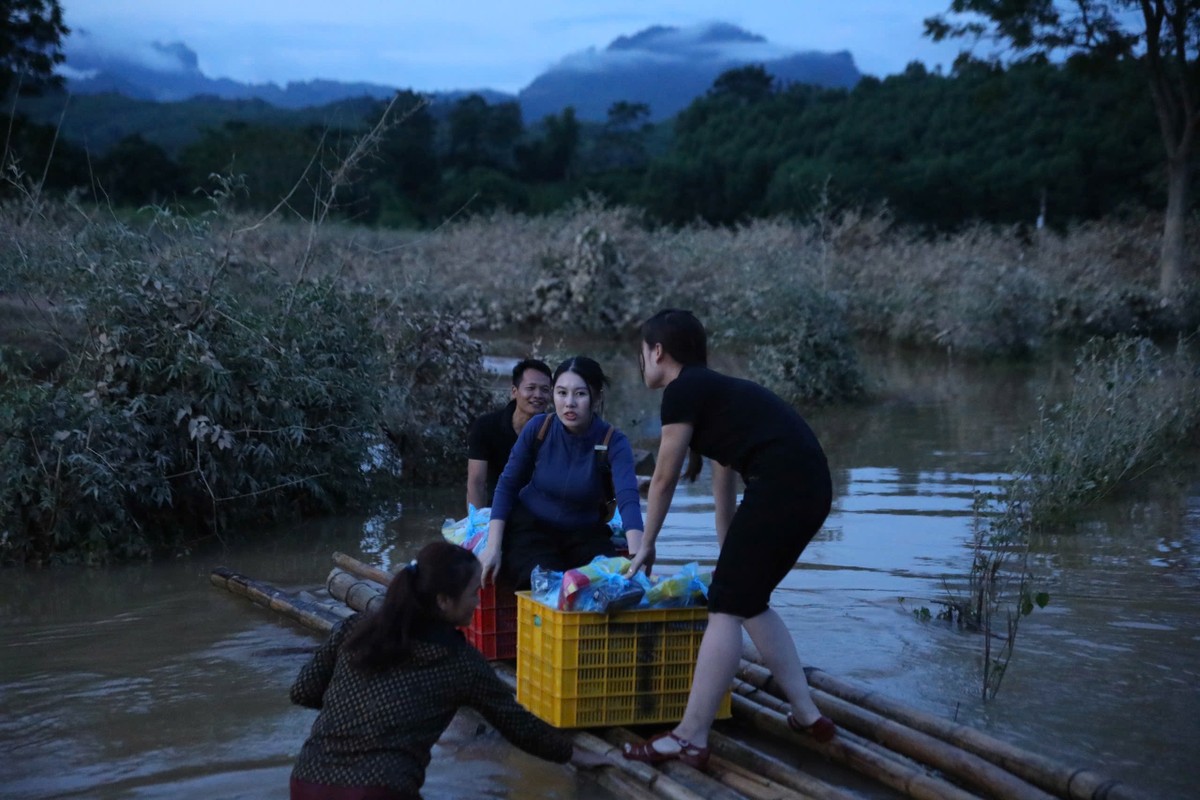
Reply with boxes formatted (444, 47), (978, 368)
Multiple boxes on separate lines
(590, 572), (647, 612)
(527, 557), (714, 613)
(643, 562), (712, 608)
(559, 555), (632, 611)
(441, 505), (491, 555)
(530, 565), (564, 608)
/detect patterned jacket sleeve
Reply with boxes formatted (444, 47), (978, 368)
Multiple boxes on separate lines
(289, 616), (353, 709)
(461, 650), (573, 763)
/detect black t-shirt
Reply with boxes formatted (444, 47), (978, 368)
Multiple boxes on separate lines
(661, 365), (827, 479)
(466, 400), (519, 505)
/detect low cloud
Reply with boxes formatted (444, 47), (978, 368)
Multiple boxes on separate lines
(551, 21), (800, 74)
(62, 28), (196, 75)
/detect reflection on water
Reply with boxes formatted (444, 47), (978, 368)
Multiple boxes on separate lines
(1, 347), (1197, 799)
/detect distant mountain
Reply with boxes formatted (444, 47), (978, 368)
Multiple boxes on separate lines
(57, 22), (858, 122)
(61, 30), (406, 109)
(518, 22), (861, 122)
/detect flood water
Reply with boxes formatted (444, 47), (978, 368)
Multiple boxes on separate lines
(2, 345), (1197, 799)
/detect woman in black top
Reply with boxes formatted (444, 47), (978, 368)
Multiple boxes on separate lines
(623, 309), (836, 772)
(290, 540), (606, 799)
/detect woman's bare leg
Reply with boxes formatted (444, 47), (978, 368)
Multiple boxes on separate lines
(645, 612), (742, 752)
(743, 607), (822, 724)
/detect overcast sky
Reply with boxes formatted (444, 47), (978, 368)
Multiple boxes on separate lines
(61, 1), (970, 93)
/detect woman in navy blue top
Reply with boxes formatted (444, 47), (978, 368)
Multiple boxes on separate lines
(480, 356), (645, 589)
(622, 310), (835, 772)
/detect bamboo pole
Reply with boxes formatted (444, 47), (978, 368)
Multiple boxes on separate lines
(740, 648), (1152, 800)
(707, 731), (859, 800)
(210, 566), (339, 634)
(704, 755), (811, 800)
(332, 551), (394, 586)
(731, 694), (982, 800)
(735, 663), (1057, 800)
(731, 679), (916, 773)
(326, 568), (387, 614)
(594, 766), (661, 800)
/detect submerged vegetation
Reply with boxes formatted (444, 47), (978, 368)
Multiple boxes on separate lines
(0, 197), (494, 564)
(931, 335), (1199, 700)
(1011, 336), (1200, 528)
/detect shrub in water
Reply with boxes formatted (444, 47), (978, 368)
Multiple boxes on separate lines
(0, 263), (392, 563)
(0, 204), (489, 564)
(745, 287), (865, 405)
(1009, 335), (1200, 528)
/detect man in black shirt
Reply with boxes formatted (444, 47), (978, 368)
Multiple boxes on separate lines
(465, 358), (552, 510)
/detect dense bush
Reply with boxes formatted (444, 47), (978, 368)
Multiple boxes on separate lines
(744, 286), (865, 406)
(0, 203), (488, 564)
(1007, 335), (1200, 528)
(378, 309), (495, 487)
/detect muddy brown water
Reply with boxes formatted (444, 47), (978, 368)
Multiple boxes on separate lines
(2, 346), (1197, 799)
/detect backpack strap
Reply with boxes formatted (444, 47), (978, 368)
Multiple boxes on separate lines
(594, 425), (617, 521)
(535, 413), (553, 450)
(521, 414), (555, 488)
(598, 424), (615, 457)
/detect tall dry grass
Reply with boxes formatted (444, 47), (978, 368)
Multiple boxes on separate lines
(221, 199), (1194, 350)
(201, 199), (1198, 406)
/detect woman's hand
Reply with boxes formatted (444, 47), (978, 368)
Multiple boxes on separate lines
(569, 746), (610, 769)
(478, 544), (502, 587)
(624, 543), (656, 577)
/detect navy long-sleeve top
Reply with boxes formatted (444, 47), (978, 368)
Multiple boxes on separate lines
(491, 413), (644, 532)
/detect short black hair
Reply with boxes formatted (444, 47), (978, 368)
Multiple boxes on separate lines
(511, 358), (552, 387)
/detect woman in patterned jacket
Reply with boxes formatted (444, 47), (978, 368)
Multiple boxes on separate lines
(289, 540), (606, 799)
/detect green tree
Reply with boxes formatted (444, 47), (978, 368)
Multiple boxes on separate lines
(370, 91), (440, 224)
(709, 64), (776, 103)
(94, 134), (186, 207)
(925, 0), (1199, 296)
(516, 106), (580, 182)
(592, 101), (651, 171)
(178, 121), (369, 218)
(0, 113), (87, 199)
(0, 0), (67, 101)
(445, 94), (523, 172)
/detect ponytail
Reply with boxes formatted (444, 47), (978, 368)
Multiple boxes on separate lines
(344, 541), (478, 671)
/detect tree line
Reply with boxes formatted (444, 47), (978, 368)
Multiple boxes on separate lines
(8, 58), (1166, 230)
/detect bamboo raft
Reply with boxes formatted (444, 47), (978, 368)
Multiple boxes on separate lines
(210, 555), (1151, 800)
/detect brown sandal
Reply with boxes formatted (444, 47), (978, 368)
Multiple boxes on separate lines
(622, 730), (711, 770)
(787, 713), (837, 743)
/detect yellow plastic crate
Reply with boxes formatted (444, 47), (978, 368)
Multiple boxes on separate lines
(515, 591), (733, 728)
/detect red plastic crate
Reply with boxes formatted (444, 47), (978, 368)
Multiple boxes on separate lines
(462, 581), (518, 660)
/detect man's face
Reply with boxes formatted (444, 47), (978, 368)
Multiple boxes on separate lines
(512, 368), (551, 416)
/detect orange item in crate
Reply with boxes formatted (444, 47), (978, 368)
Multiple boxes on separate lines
(463, 582), (517, 660)
(515, 592), (732, 728)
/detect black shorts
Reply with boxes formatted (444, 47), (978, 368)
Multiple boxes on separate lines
(499, 502), (616, 589)
(705, 470), (832, 619)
